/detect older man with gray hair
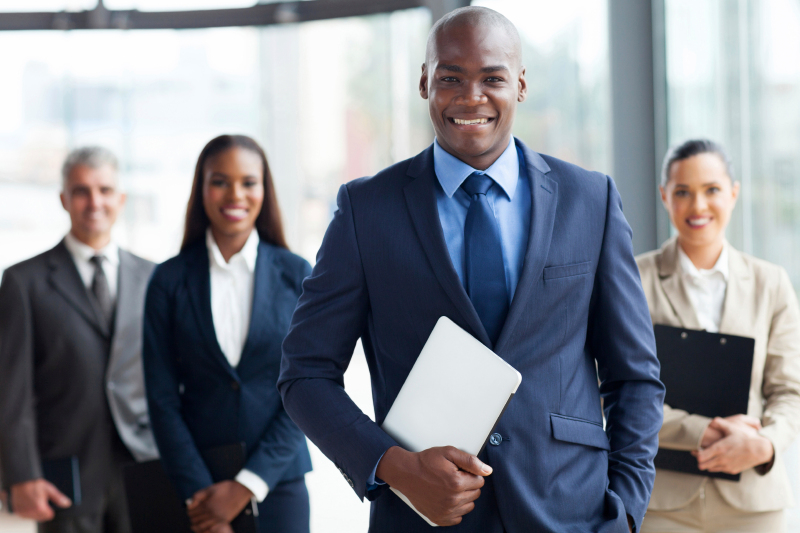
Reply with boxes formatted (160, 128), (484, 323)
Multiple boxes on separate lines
(0, 147), (158, 533)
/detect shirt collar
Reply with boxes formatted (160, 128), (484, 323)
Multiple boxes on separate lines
(206, 227), (259, 272)
(433, 137), (519, 200)
(678, 242), (729, 281)
(64, 232), (119, 266)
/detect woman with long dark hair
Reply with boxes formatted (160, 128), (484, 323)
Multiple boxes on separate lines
(143, 135), (312, 533)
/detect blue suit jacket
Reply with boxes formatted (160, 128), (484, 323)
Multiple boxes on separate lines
(279, 139), (664, 532)
(143, 238), (312, 503)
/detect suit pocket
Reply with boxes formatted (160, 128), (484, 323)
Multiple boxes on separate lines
(550, 413), (610, 450)
(543, 261), (592, 281)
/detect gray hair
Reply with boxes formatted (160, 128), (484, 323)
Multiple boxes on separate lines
(61, 146), (119, 190)
(660, 139), (734, 187)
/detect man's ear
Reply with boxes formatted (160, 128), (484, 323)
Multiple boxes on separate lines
(419, 63), (429, 100)
(518, 66), (527, 103)
(60, 191), (68, 211)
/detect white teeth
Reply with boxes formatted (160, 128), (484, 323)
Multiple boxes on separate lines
(688, 217), (710, 226)
(454, 118), (489, 125)
(223, 208), (247, 218)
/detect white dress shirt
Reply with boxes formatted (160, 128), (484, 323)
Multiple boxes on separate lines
(206, 228), (269, 502)
(677, 244), (729, 333)
(64, 232), (119, 301)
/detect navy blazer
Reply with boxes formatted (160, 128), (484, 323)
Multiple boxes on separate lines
(143, 238), (312, 502)
(279, 139), (665, 533)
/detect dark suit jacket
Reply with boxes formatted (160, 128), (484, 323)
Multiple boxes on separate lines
(279, 139), (665, 533)
(0, 240), (157, 515)
(143, 238), (312, 505)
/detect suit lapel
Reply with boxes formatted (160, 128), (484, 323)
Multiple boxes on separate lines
(47, 240), (109, 338)
(657, 238), (702, 329)
(495, 141), (557, 353)
(184, 242), (237, 376)
(239, 242), (278, 365)
(404, 146), (490, 346)
(718, 246), (752, 335)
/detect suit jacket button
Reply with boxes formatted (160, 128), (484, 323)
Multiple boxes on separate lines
(231, 381), (240, 391)
(489, 433), (502, 446)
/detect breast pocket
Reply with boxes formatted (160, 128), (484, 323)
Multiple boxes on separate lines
(543, 261), (592, 281)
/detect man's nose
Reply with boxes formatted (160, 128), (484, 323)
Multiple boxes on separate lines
(455, 82), (488, 107)
(88, 190), (103, 209)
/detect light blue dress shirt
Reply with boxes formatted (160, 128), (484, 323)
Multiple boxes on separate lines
(433, 136), (531, 302)
(367, 137), (532, 489)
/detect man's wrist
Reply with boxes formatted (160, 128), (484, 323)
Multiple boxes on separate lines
(375, 446), (412, 488)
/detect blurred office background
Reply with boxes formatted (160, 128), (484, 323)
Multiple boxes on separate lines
(0, 0), (798, 531)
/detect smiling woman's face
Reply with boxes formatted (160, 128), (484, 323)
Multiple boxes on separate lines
(202, 146), (264, 239)
(661, 152), (739, 252)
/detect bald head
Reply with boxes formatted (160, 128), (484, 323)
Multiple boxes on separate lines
(426, 6), (522, 69)
(419, 6), (527, 171)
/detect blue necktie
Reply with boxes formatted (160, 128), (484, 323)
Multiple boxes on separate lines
(462, 172), (509, 345)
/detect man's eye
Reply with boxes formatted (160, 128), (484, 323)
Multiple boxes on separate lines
(441, 76), (459, 82)
(674, 190), (689, 197)
(707, 187), (720, 194)
(486, 77), (504, 83)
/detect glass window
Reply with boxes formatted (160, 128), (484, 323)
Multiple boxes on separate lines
(474, 0), (612, 173)
(0, 1), (97, 11)
(666, 0), (800, 285)
(0, 1), (260, 11)
(103, 0), (257, 10)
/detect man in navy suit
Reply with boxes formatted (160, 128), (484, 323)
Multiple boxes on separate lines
(279, 7), (664, 532)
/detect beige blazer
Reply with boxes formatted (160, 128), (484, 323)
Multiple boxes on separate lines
(636, 237), (800, 512)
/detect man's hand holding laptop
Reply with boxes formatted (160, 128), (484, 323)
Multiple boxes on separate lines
(376, 445), (492, 527)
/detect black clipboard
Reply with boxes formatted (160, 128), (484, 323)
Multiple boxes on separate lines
(654, 324), (755, 481)
(124, 443), (259, 533)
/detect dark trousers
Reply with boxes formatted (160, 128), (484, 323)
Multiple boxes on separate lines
(256, 477), (309, 533)
(37, 475), (130, 533)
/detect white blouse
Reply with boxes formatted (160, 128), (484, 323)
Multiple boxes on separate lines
(677, 244), (729, 333)
(206, 228), (268, 502)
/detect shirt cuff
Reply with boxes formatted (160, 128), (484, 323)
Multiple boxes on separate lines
(235, 469), (269, 502)
(366, 452), (387, 491)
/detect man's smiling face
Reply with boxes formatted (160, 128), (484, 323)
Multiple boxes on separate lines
(420, 21), (526, 170)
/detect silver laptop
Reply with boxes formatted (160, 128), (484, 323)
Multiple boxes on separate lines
(381, 316), (522, 526)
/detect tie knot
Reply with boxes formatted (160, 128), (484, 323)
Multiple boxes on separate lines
(90, 255), (104, 268)
(461, 172), (495, 197)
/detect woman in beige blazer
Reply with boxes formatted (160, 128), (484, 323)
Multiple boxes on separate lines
(637, 139), (800, 532)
